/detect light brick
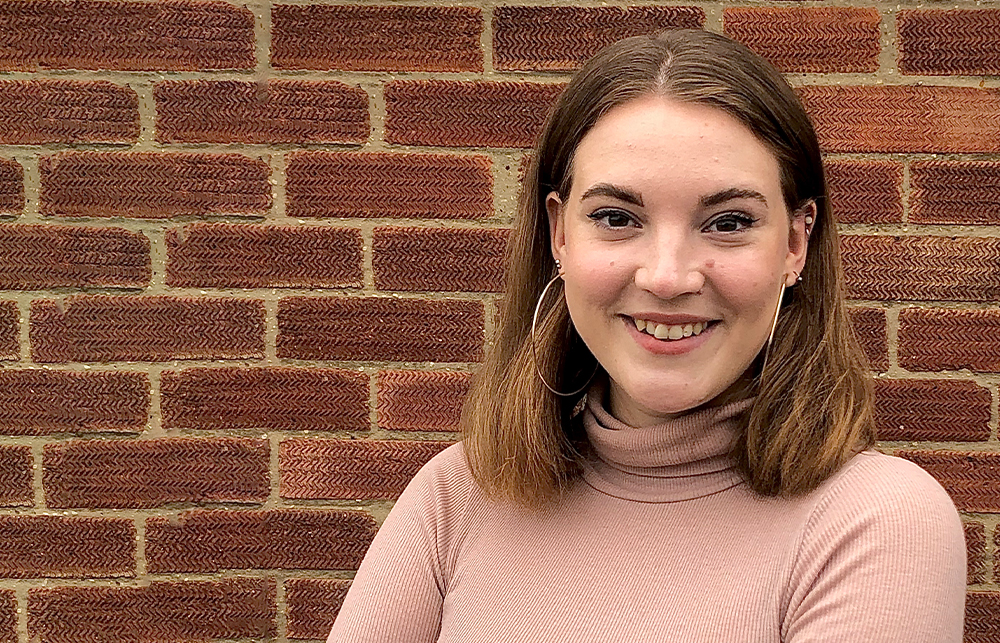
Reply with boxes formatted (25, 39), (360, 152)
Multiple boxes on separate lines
(378, 370), (471, 432)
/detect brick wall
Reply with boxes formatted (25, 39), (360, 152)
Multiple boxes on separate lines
(0, 1), (996, 641)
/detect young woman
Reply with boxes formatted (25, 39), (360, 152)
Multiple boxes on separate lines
(328, 29), (965, 642)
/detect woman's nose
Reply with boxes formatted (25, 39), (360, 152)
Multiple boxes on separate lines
(633, 242), (706, 299)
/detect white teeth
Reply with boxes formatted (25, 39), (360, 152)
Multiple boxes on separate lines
(653, 323), (669, 339)
(634, 318), (646, 332)
(633, 318), (710, 341)
(682, 324), (693, 337)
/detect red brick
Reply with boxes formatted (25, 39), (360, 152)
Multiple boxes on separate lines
(286, 578), (351, 640)
(0, 80), (137, 144)
(0, 515), (133, 577)
(799, 85), (1000, 153)
(0, 590), (13, 643)
(0, 301), (16, 360)
(43, 437), (268, 508)
(286, 152), (493, 219)
(824, 159), (902, 224)
(493, 6), (703, 71)
(848, 307), (888, 371)
(0, 0), (254, 71)
(155, 80), (369, 144)
(725, 7), (880, 73)
(0, 158), (23, 214)
(280, 439), (451, 500)
(0, 370), (147, 435)
(378, 370), (470, 432)
(374, 227), (508, 292)
(874, 379), (991, 442)
(30, 295), (265, 362)
(278, 297), (484, 362)
(385, 81), (564, 148)
(28, 578), (275, 642)
(0, 445), (31, 506)
(161, 367), (369, 431)
(899, 308), (1000, 373)
(899, 10), (1000, 76)
(910, 161), (1000, 225)
(145, 509), (377, 572)
(0, 224), (148, 288)
(966, 522), (987, 584)
(273, 5), (481, 72)
(967, 592), (1000, 643)
(898, 451), (1000, 512)
(39, 152), (271, 218)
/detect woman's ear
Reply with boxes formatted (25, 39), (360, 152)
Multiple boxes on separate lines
(546, 191), (566, 266)
(785, 200), (815, 286)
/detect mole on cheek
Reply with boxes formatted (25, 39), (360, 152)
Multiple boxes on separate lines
(705, 259), (715, 268)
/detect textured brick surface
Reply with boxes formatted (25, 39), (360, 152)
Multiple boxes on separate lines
(0, 590), (12, 643)
(799, 86), (1000, 153)
(874, 379), (991, 442)
(385, 81), (564, 148)
(146, 509), (377, 572)
(286, 152), (493, 219)
(824, 159), (902, 224)
(0, 515), (133, 577)
(898, 451), (1000, 512)
(373, 227), (508, 292)
(286, 578), (351, 640)
(273, 5), (481, 72)
(0, 80), (138, 144)
(725, 7), (880, 73)
(166, 224), (363, 288)
(0, 225), (149, 288)
(280, 439), (451, 499)
(0, 370), (147, 434)
(39, 152), (271, 218)
(28, 578), (276, 642)
(848, 307), (888, 372)
(966, 592), (1000, 643)
(0, 445), (32, 506)
(966, 522), (987, 584)
(378, 370), (471, 432)
(899, 10), (1000, 76)
(0, 0), (254, 71)
(278, 297), (484, 362)
(161, 367), (369, 431)
(910, 161), (1000, 225)
(43, 437), (268, 508)
(30, 296), (265, 362)
(155, 80), (369, 144)
(898, 308), (1000, 373)
(0, 159), (23, 214)
(0, 301), (17, 360)
(493, 6), (703, 71)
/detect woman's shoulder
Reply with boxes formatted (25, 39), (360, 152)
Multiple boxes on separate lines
(397, 442), (482, 521)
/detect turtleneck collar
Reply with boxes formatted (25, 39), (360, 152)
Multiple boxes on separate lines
(580, 381), (755, 503)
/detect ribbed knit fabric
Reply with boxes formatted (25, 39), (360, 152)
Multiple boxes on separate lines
(328, 387), (966, 642)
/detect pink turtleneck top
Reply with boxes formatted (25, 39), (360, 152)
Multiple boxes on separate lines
(328, 391), (966, 642)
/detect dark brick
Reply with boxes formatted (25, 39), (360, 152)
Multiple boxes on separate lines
(848, 307), (888, 371)
(286, 579), (351, 640)
(899, 10), (1000, 76)
(824, 159), (902, 224)
(966, 592), (1000, 643)
(374, 227), (508, 292)
(0, 515), (134, 577)
(966, 522), (987, 584)
(0, 590), (12, 643)
(378, 370), (470, 432)
(0, 445), (31, 506)
(874, 379), (991, 442)
(910, 161), (1000, 225)
(0, 159), (23, 214)
(899, 308), (1000, 372)
(0, 80), (138, 144)
(0, 301), (17, 360)
(898, 451), (1000, 512)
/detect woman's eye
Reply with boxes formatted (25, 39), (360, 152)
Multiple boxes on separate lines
(588, 208), (635, 229)
(705, 213), (757, 233)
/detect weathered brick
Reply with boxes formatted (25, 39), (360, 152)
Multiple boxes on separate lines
(910, 161), (1000, 225)
(899, 308), (1000, 373)
(0, 515), (134, 577)
(280, 439), (451, 500)
(378, 370), (470, 432)
(0, 225), (149, 288)
(385, 81), (564, 148)
(0, 445), (31, 506)
(0, 590), (13, 643)
(374, 227), (508, 292)
(848, 307), (888, 371)
(0, 80), (137, 144)
(898, 451), (1000, 512)
(0, 301), (17, 360)
(799, 86), (1000, 153)
(40, 152), (271, 218)
(30, 295), (265, 363)
(155, 80), (369, 144)
(273, 5), (481, 72)
(493, 6), (703, 71)
(874, 379), (991, 442)
(146, 509), (377, 572)
(966, 592), (1000, 643)
(278, 297), (484, 362)
(0, 159), (23, 214)
(286, 152), (493, 219)
(0, 0), (254, 71)
(899, 10), (1000, 76)
(43, 437), (268, 508)
(0, 370), (147, 435)
(161, 367), (369, 431)
(824, 159), (902, 224)
(285, 579), (351, 640)
(28, 578), (275, 642)
(966, 522), (987, 584)
(725, 7), (880, 73)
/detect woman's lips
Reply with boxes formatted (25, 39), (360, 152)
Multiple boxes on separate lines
(623, 316), (717, 355)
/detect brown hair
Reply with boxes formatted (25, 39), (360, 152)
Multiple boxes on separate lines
(462, 29), (875, 506)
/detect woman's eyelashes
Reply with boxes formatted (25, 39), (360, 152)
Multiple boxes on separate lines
(587, 207), (637, 230)
(703, 212), (759, 234)
(586, 207), (760, 235)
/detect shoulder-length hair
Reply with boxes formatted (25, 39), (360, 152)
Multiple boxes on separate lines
(462, 29), (875, 507)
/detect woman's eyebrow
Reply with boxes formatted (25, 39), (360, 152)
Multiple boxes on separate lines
(579, 183), (644, 206)
(700, 187), (768, 208)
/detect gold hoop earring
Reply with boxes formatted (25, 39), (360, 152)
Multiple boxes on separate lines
(530, 274), (599, 397)
(762, 275), (788, 373)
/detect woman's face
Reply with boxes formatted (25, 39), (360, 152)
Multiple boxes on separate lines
(547, 96), (809, 427)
